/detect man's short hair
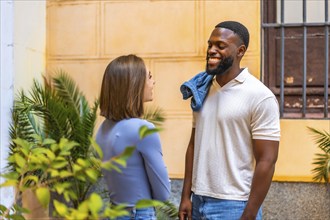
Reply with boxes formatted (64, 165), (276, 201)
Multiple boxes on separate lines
(215, 21), (249, 49)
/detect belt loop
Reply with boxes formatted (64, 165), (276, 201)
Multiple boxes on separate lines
(130, 207), (136, 219)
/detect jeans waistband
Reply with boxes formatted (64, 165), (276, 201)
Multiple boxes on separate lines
(124, 206), (136, 212)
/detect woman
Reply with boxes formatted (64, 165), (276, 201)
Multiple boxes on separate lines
(96, 54), (171, 220)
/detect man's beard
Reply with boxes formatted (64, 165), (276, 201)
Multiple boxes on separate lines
(206, 56), (234, 75)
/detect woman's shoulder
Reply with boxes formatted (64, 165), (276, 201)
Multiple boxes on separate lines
(127, 118), (154, 126)
(117, 119), (157, 145)
(118, 118), (155, 130)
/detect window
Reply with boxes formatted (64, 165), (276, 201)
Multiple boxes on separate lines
(262, 0), (329, 118)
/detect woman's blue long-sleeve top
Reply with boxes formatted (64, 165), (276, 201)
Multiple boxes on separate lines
(96, 118), (171, 206)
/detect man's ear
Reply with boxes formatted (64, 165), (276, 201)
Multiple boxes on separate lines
(237, 45), (246, 58)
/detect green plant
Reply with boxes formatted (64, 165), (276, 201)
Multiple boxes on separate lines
(156, 201), (178, 219)
(308, 127), (330, 183)
(0, 126), (165, 220)
(143, 106), (166, 127)
(8, 71), (99, 208)
(3, 71), (178, 219)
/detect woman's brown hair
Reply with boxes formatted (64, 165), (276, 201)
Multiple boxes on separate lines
(99, 54), (146, 121)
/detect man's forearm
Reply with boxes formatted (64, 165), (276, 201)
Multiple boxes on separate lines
(181, 144), (194, 200)
(241, 161), (276, 219)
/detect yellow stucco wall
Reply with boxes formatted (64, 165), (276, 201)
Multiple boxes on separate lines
(274, 119), (330, 182)
(46, 0), (329, 182)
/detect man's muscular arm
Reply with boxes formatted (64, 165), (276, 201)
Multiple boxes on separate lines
(178, 128), (195, 220)
(240, 139), (279, 220)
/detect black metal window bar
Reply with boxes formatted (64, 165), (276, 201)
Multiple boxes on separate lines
(262, 0), (329, 118)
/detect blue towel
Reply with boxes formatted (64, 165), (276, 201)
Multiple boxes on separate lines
(180, 72), (213, 111)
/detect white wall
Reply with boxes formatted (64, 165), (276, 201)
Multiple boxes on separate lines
(0, 0), (46, 207)
(0, 0), (15, 208)
(13, 0), (46, 92)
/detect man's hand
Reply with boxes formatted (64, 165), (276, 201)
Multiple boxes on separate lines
(178, 198), (192, 220)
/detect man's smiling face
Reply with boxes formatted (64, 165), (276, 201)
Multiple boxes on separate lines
(206, 28), (240, 76)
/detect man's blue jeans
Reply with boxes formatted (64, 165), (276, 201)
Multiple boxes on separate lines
(114, 207), (156, 220)
(192, 193), (262, 220)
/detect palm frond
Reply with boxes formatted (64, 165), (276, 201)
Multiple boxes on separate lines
(143, 106), (166, 127)
(308, 126), (330, 183)
(77, 99), (99, 158)
(50, 71), (99, 160)
(52, 70), (82, 118)
(311, 153), (330, 182)
(156, 201), (178, 220)
(307, 126), (330, 153)
(9, 90), (45, 151)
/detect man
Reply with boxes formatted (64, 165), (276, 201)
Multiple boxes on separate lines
(179, 21), (280, 220)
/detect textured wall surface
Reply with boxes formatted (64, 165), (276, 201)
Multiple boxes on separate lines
(169, 180), (330, 220)
(47, 0), (261, 179)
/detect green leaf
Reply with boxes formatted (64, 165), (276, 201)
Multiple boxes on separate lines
(71, 209), (88, 220)
(59, 138), (79, 152)
(139, 125), (148, 139)
(36, 187), (50, 208)
(88, 193), (103, 216)
(75, 175), (86, 182)
(44, 149), (56, 161)
(142, 106), (166, 127)
(31, 148), (48, 155)
(65, 190), (78, 201)
(33, 154), (49, 166)
(7, 214), (26, 220)
(59, 170), (72, 178)
(42, 138), (56, 145)
(54, 182), (71, 194)
(51, 160), (68, 169)
(156, 200), (178, 219)
(22, 175), (39, 185)
(14, 153), (26, 168)
(85, 168), (99, 182)
(90, 137), (103, 159)
(7, 155), (15, 163)
(29, 154), (48, 165)
(103, 205), (129, 219)
(50, 143), (59, 152)
(0, 172), (19, 180)
(77, 200), (89, 212)
(139, 125), (160, 139)
(0, 179), (18, 187)
(54, 200), (68, 216)
(12, 204), (30, 214)
(101, 161), (122, 173)
(77, 158), (90, 167)
(0, 204), (7, 212)
(20, 148), (29, 157)
(13, 139), (30, 151)
(31, 134), (42, 143)
(72, 201), (90, 220)
(50, 169), (59, 177)
(111, 146), (135, 167)
(308, 126), (330, 183)
(59, 150), (71, 156)
(135, 199), (163, 209)
(73, 164), (82, 173)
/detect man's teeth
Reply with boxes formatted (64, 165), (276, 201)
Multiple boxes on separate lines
(209, 58), (220, 62)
